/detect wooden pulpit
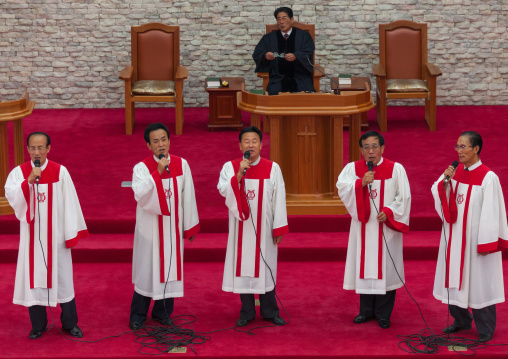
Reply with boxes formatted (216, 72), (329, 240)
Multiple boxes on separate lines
(0, 93), (35, 215)
(238, 86), (374, 215)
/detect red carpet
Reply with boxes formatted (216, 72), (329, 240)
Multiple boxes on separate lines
(1, 106), (508, 358)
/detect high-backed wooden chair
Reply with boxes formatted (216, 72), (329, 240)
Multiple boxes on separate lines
(372, 20), (441, 132)
(257, 21), (324, 92)
(119, 23), (188, 135)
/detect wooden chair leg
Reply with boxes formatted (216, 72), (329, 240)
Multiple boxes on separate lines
(377, 90), (387, 132)
(425, 93), (437, 131)
(126, 99), (134, 135)
(175, 96), (183, 136)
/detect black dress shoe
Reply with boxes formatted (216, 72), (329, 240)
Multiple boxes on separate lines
(269, 315), (286, 326)
(378, 319), (390, 329)
(129, 319), (146, 330)
(29, 329), (43, 339)
(236, 318), (249, 327)
(64, 326), (83, 338)
(152, 316), (173, 326)
(479, 333), (493, 342)
(442, 322), (472, 334)
(353, 315), (369, 324)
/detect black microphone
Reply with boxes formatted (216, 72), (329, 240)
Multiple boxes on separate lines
(306, 57), (340, 95)
(34, 159), (40, 185)
(444, 160), (459, 184)
(158, 153), (170, 174)
(367, 161), (374, 190)
(243, 151), (251, 175)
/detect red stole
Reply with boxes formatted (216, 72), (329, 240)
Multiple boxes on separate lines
(20, 160), (61, 289)
(354, 160), (395, 280)
(142, 155), (183, 283)
(439, 163), (490, 290)
(231, 158), (273, 278)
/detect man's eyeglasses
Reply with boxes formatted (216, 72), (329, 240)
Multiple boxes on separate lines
(454, 145), (472, 151)
(362, 145), (380, 151)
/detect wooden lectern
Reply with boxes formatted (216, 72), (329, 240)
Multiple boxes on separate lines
(0, 93), (35, 215)
(238, 87), (374, 215)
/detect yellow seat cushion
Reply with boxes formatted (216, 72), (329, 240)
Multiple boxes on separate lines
(132, 80), (175, 96)
(386, 79), (428, 93)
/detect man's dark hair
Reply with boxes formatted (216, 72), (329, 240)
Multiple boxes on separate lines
(27, 132), (51, 147)
(274, 7), (293, 19)
(144, 123), (170, 144)
(239, 126), (263, 142)
(460, 131), (483, 155)
(359, 131), (384, 147)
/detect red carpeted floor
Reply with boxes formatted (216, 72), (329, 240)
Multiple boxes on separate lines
(1, 105), (508, 358)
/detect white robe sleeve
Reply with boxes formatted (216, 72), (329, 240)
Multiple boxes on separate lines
(181, 159), (200, 238)
(336, 162), (362, 222)
(271, 162), (289, 236)
(382, 163), (411, 232)
(60, 166), (88, 246)
(478, 172), (508, 252)
(132, 162), (169, 216)
(217, 161), (249, 221)
(5, 166), (33, 223)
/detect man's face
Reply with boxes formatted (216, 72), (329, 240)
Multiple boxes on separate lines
(456, 135), (479, 166)
(239, 131), (262, 162)
(276, 12), (293, 32)
(360, 136), (384, 166)
(147, 129), (170, 158)
(27, 135), (51, 165)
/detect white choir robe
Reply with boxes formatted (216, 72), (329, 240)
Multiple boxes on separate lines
(431, 160), (508, 309)
(337, 158), (411, 294)
(132, 155), (200, 300)
(5, 160), (89, 307)
(218, 157), (289, 294)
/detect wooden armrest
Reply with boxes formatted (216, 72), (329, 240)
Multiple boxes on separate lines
(119, 66), (133, 80)
(175, 66), (188, 80)
(257, 72), (269, 79)
(372, 64), (386, 77)
(426, 63), (442, 77)
(313, 64), (325, 78)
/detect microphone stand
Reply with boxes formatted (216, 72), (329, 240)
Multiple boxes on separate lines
(306, 57), (341, 95)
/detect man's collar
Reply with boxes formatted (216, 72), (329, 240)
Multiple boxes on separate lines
(153, 154), (171, 163)
(250, 156), (261, 166)
(281, 28), (293, 37)
(465, 159), (481, 171)
(31, 160), (49, 170)
(365, 157), (383, 167)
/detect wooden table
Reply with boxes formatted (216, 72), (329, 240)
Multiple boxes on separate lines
(239, 88), (374, 215)
(205, 77), (244, 131)
(0, 92), (35, 215)
(331, 76), (372, 130)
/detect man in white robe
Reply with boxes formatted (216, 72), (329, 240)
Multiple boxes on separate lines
(218, 126), (288, 327)
(431, 131), (508, 342)
(5, 132), (88, 339)
(337, 131), (411, 329)
(129, 123), (200, 330)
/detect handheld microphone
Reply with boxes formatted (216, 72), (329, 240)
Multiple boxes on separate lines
(306, 57), (340, 95)
(34, 159), (41, 185)
(243, 151), (251, 175)
(367, 161), (373, 190)
(158, 153), (170, 174)
(444, 160), (459, 184)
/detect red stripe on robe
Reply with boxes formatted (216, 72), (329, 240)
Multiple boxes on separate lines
(173, 176), (182, 281)
(378, 179), (385, 279)
(254, 179), (264, 278)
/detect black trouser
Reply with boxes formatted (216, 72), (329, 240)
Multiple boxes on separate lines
(239, 289), (279, 320)
(28, 298), (78, 331)
(359, 290), (396, 320)
(130, 291), (174, 323)
(449, 304), (496, 335)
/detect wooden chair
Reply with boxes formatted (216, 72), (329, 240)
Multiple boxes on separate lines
(257, 21), (325, 92)
(119, 23), (188, 135)
(372, 20), (442, 132)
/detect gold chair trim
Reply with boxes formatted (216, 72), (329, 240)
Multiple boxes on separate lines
(386, 79), (428, 93)
(132, 80), (175, 96)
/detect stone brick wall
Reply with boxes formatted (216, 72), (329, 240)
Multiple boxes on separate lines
(0, 0), (506, 109)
